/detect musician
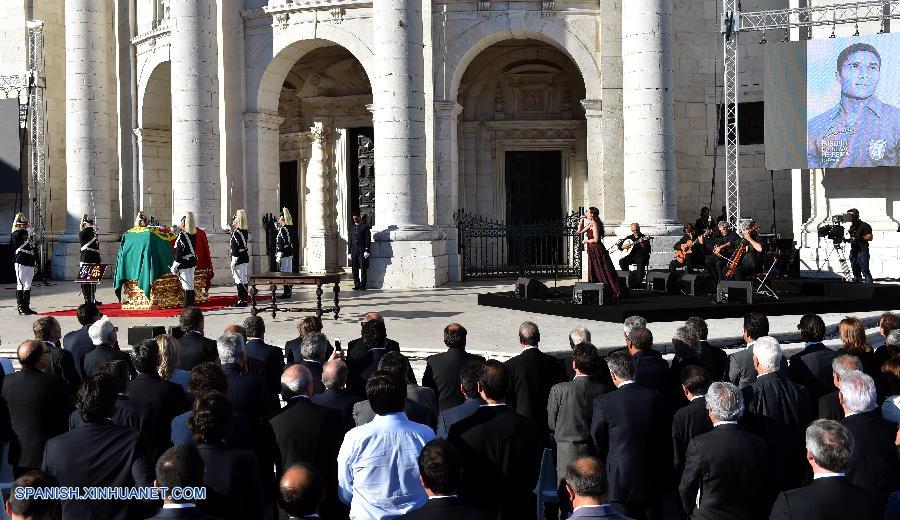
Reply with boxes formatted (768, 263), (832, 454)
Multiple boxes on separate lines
(695, 207), (713, 235)
(667, 224), (705, 292)
(171, 212), (198, 308)
(846, 208), (873, 283)
(715, 206), (728, 226)
(79, 214), (101, 305)
(700, 221), (739, 285)
(230, 209), (250, 307)
(724, 220), (764, 282)
(275, 208), (294, 299)
(11, 212), (37, 315)
(618, 223), (652, 286)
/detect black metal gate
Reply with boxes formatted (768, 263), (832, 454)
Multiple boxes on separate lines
(456, 208), (584, 280)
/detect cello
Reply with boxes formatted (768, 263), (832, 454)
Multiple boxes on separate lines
(725, 222), (761, 279)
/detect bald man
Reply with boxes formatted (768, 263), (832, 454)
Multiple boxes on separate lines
(279, 464), (324, 519)
(311, 359), (362, 431)
(270, 365), (346, 518)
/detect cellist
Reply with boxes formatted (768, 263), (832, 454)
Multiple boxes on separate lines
(724, 220), (764, 281)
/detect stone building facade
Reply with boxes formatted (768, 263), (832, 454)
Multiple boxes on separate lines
(1, 0), (898, 287)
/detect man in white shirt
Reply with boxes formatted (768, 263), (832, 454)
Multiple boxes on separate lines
(337, 371), (435, 519)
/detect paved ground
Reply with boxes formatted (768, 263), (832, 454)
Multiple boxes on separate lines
(1, 277), (896, 365)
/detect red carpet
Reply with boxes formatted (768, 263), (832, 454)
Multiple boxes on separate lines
(39, 295), (271, 318)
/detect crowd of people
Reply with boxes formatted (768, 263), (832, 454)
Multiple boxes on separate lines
(1, 305), (900, 520)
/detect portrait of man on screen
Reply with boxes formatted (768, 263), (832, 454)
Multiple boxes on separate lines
(807, 42), (900, 168)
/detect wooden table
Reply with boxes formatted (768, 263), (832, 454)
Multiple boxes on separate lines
(248, 272), (341, 319)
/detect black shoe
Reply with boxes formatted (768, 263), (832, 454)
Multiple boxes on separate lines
(21, 290), (36, 315)
(352, 286), (360, 290)
(232, 300), (248, 308)
(15, 290), (23, 315)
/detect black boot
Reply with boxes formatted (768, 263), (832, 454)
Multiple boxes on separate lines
(232, 284), (248, 307)
(92, 284), (102, 306)
(21, 290), (36, 315)
(15, 290), (23, 315)
(183, 289), (195, 309)
(82, 284), (92, 304)
(279, 285), (292, 299)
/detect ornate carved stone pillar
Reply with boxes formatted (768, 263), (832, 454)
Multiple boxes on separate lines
(304, 123), (340, 273)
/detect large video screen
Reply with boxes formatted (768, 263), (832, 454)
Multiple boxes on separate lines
(765, 32), (900, 170)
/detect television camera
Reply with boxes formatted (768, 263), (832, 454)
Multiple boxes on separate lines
(817, 215), (847, 244)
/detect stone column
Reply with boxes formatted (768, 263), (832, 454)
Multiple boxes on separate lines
(621, 0), (680, 235)
(369, 0), (448, 288)
(243, 112), (284, 273)
(54, 0), (113, 279)
(170, 0), (219, 227)
(433, 101), (462, 281)
(581, 99), (604, 215)
(304, 123), (340, 273)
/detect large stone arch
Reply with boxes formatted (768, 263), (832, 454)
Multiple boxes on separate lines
(136, 59), (173, 221)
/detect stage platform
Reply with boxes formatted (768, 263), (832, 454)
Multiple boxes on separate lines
(477, 278), (900, 323)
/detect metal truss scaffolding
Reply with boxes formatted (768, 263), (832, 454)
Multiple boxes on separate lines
(720, 0), (900, 225)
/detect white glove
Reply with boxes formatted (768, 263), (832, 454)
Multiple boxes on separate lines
(364, 252), (369, 259)
(347, 253), (352, 261)
(275, 253), (282, 263)
(230, 257), (237, 269)
(170, 262), (180, 276)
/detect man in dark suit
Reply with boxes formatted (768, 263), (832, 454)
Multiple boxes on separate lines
(448, 360), (543, 519)
(436, 359), (485, 438)
(217, 332), (280, 419)
(83, 316), (134, 378)
(0, 341), (72, 477)
(243, 315), (286, 395)
(771, 419), (878, 520)
(349, 213), (372, 290)
(42, 373), (154, 520)
(398, 439), (493, 520)
(346, 314), (403, 396)
(6, 470), (60, 520)
(666, 326), (703, 411)
(62, 302), (103, 378)
(685, 317), (728, 382)
(346, 312), (401, 352)
(423, 323), (486, 410)
(679, 382), (770, 520)
(177, 307), (218, 370)
(671, 365), (713, 480)
(279, 463), (328, 520)
(127, 339), (190, 460)
(562, 457), (632, 519)
(69, 360), (151, 433)
(352, 352), (438, 429)
(627, 327), (668, 394)
(548, 342), (612, 515)
(271, 364), (346, 518)
(33, 317), (80, 396)
(789, 314), (838, 399)
(504, 321), (567, 439)
(300, 331), (330, 394)
(741, 336), (816, 494)
(875, 312), (900, 368)
(728, 312), (786, 388)
(839, 370), (900, 511)
(148, 445), (215, 519)
(311, 359), (362, 431)
(819, 354), (860, 420)
(591, 350), (669, 520)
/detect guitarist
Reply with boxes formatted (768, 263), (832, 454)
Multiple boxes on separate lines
(617, 222), (652, 287)
(667, 224), (705, 292)
(700, 221), (739, 285)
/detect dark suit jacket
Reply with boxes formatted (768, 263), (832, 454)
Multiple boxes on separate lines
(436, 398), (483, 438)
(678, 424), (770, 520)
(448, 405), (543, 519)
(697, 340), (729, 382)
(311, 387), (362, 431)
(178, 331), (218, 371)
(422, 349), (486, 410)
(196, 443), (264, 520)
(547, 376), (611, 480)
(842, 410), (900, 509)
(0, 367), (72, 469)
(345, 339), (402, 396)
(222, 363), (280, 419)
(818, 389), (844, 420)
(270, 396), (345, 518)
(788, 342), (838, 399)
(397, 496), (493, 520)
(63, 324), (96, 378)
(245, 338), (286, 396)
(284, 336), (303, 365)
(666, 352), (702, 411)
(42, 420), (154, 520)
(631, 349), (669, 393)
(770, 476), (878, 520)
(69, 394), (151, 433)
(147, 507), (220, 519)
(43, 341), (81, 396)
(591, 382), (669, 504)
(128, 372), (190, 459)
(567, 504), (633, 519)
(741, 372), (815, 492)
(504, 347), (567, 436)
(83, 343), (135, 379)
(672, 396), (713, 477)
(301, 360), (326, 394)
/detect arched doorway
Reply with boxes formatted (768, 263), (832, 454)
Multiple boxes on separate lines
(136, 61), (173, 223)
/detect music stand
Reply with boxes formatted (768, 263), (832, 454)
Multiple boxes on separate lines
(755, 258), (779, 300)
(76, 263), (108, 304)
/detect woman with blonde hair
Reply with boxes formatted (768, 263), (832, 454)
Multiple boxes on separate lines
(157, 334), (190, 392)
(836, 316), (876, 377)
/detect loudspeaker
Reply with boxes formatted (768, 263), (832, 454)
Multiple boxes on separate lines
(646, 272), (669, 292)
(716, 281), (753, 304)
(127, 325), (166, 346)
(678, 273), (708, 296)
(514, 278), (548, 299)
(515, 277), (529, 299)
(574, 282), (604, 305)
(615, 270), (632, 289)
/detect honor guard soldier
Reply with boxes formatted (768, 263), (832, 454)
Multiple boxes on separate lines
(11, 212), (37, 315)
(171, 212), (199, 308)
(275, 207), (294, 299)
(349, 213), (372, 290)
(134, 210), (148, 228)
(79, 214), (102, 305)
(230, 209), (250, 307)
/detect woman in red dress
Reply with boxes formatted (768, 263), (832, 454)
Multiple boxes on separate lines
(578, 207), (625, 300)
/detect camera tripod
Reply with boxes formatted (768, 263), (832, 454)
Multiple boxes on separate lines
(817, 238), (854, 281)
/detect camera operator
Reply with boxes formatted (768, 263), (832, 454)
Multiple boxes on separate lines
(846, 208), (874, 283)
